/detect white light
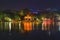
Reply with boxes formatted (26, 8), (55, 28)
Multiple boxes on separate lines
(9, 22), (11, 32)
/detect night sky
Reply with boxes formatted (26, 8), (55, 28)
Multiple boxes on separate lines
(0, 0), (60, 10)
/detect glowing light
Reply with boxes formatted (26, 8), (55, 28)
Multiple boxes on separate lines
(23, 21), (32, 32)
(4, 17), (12, 21)
(18, 21), (24, 33)
(42, 17), (54, 31)
(9, 22), (12, 32)
(19, 21), (21, 30)
(57, 16), (60, 31)
(4, 17), (12, 32)
(24, 15), (32, 32)
(42, 18), (48, 31)
(4, 22), (9, 30)
(24, 15), (32, 21)
(34, 18), (40, 30)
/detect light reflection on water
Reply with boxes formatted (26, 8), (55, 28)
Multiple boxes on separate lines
(0, 21), (40, 32)
(0, 21), (60, 33)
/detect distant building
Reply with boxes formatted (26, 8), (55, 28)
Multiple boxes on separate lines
(23, 14), (33, 32)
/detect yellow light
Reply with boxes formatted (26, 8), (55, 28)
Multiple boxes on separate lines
(24, 15), (32, 19)
(4, 17), (12, 21)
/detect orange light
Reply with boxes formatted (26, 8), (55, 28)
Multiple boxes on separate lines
(23, 21), (32, 32)
(24, 15), (32, 20)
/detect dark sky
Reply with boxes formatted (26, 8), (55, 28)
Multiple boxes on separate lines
(0, 0), (60, 10)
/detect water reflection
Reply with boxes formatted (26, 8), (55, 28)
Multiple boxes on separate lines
(0, 22), (3, 31)
(0, 19), (60, 33)
(4, 22), (9, 31)
(0, 20), (40, 32)
(23, 21), (32, 32)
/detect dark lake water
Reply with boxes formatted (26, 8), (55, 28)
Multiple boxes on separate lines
(0, 22), (60, 40)
(0, 29), (60, 40)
